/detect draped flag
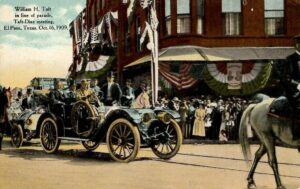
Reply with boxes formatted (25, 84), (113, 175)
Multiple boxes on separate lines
(159, 63), (198, 90)
(90, 26), (99, 44)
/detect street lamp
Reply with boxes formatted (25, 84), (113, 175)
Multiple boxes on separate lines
(139, 0), (159, 106)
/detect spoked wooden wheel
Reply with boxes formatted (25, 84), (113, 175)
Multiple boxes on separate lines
(151, 120), (182, 159)
(106, 118), (140, 163)
(11, 124), (23, 148)
(40, 118), (60, 154)
(82, 141), (100, 151)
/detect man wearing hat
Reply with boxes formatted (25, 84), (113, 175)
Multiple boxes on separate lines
(21, 88), (35, 110)
(168, 97), (180, 111)
(64, 80), (77, 101)
(76, 79), (95, 101)
(101, 71), (122, 106)
(49, 80), (66, 104)
(282, 35), (300, 115)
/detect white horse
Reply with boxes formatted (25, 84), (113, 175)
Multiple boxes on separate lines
(239, 97), (300, 189)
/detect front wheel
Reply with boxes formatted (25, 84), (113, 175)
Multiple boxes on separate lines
(82, 141), (100, 151)
(151, 120), (182, 159)
(11, 124), (23, 148)
(40, 118), (60, 154)
(106, 118), (140, 163)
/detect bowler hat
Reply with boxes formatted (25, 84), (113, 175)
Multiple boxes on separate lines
(107, 71), (115, 78)
(26, 88), (32, 94)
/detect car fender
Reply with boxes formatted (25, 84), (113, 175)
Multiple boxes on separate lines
(154, 108), (181, 122)
(91, 108), (141, 141)
(24, 113), (43, 131)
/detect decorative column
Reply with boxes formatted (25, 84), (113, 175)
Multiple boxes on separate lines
(140, 0), (159, 105)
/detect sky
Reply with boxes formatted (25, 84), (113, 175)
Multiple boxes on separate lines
(0, 0), (86, 88)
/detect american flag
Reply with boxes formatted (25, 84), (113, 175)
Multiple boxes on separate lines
(159, 63), (198, 90)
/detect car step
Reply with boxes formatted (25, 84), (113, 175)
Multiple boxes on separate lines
(58, 137), (90, 142)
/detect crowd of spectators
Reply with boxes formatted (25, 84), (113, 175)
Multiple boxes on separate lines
(156, 95), (250, 141)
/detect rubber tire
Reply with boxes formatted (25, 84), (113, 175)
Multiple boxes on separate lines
(151, 119), (182, 159)
(11, 124), (23, 148)
(82, 141), (100, 151)
(106, 118), (140, 163)
(40, 118), (61, 154)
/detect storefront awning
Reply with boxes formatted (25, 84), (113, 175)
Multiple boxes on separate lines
(159, 46), (207, 61)
(124, 46), (295, 67)
(201, 47), (295, 61)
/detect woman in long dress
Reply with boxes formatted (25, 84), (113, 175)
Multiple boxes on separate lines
(193, 103), (206, 137)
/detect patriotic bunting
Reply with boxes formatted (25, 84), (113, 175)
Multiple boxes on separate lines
(203, 61), (272, 95)
(159, 62), (198, 90)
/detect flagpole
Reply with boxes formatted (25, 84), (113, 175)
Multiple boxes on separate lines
(140, 0), (159, 106)
(153, 0), (159, 105)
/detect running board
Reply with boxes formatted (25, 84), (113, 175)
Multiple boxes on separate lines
(58, 137), (89, 142)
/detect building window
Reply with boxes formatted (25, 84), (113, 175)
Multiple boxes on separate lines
(197, 0), (204, 34)
(125, 22), (131, 55)
(177, 0), (191, 34)
(222, 0), (241, 36)
(165, 0), (171, 35)
(264, 0), (284, 35)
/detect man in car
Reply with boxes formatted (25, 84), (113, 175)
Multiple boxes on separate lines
(21, 88), (36, 110)
(49, 80), (65, 104)
(76, 79), (95, 101)
(101, 72), (122, 106)
(121, 78), (135, 106)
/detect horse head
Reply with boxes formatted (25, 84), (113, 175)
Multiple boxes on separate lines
(1, 87), (12, 108)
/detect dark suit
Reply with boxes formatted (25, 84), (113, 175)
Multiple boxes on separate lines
(49, 90), (65, 104)
(280, 52), (300, 116)
(285, 52), (300, 81)
(101, 82), (122, 106)
(21, 96), (36, 110)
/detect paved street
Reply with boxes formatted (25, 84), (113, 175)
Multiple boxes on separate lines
(0, 138), (300, 189)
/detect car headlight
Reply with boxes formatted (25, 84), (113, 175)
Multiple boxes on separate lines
(157, 112), (171, 125)
(142, 113), (152, 124)
(26, 118), (33, 125)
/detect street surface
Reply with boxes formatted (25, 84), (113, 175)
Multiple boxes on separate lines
(0, 138), (300, 189)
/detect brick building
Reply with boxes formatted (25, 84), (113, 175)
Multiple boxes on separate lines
(69, 0), (300, 96)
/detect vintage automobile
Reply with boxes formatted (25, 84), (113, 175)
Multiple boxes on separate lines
(8, 90), (50, 148)
(10, 106), (47, 148)
(18, 93), (182, 162)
